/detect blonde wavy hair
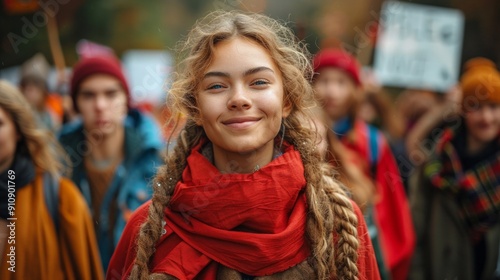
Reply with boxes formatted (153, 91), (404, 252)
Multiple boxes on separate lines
(131, 10), (359, 280)
(0, 80), (68, 177)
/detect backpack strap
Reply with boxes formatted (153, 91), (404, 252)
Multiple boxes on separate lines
(367, 124), (380, 178)
(43, 172), (60, 232)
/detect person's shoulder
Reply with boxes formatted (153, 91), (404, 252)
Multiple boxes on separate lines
(58, 119), (84, 142)
(126, 200), (152, 229)
(125, 110), (164, 154)
(350, 200), (364, 221)
(57, 177), (88, 209)
(352, 119), (384, 139)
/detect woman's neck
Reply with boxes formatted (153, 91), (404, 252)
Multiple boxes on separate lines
(212, 141), (275, 174)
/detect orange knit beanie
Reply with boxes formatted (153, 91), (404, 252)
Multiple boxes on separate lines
(460, 57), (500, 107)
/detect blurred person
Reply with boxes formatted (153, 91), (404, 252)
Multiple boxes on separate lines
(359, 77), (415, 192)
(0, 80), (104, 279)
(396, 89), (441, 135)
(359, 85), (405, 144)
(18, 54), (64, 133)
(409, 58), (500, 280)
(19, 74), (64, 133)
(308, 106), (376, 212)
(108, 11), (380, 280)
(313, 48), (415, 280)
(404, 85), (463, 168)
(58, 56), (164, 271)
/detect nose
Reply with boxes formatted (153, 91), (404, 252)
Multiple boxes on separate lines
(480, 105), (495, 122)
(227, 85), (251, 110)
(95, 95), (108, 111)
(317, 80), (340, 99)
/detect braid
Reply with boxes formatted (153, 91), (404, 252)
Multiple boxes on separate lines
(284, 115), (359, 280)
(129, 121), (203, 280)
(122, 10), (363, 280)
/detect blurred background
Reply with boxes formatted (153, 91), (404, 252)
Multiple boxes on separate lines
(0, 0), (499, 103)
(1, 2), (500, 278)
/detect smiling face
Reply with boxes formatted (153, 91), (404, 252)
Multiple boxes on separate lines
(465, 102), (500, 144)
(196, 37), (290, 171)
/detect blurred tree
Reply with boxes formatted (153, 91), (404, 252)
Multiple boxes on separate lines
(73, 0), (113, 47)
(2, 0), (496, 72)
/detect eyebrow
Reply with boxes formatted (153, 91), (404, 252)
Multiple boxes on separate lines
(203, 66), (275, 79)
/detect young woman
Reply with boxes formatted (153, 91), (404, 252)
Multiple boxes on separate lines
(107, 11), (380, 280)
(0, 80), (103, 279)
(409, 58), (500, 280)
(312, 48), (415, 280)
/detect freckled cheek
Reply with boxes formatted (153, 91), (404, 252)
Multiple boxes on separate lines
(198, 112), (221, 132)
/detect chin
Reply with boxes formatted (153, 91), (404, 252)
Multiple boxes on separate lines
(473, 130), (499, 143)
(221, 138), (274, 154)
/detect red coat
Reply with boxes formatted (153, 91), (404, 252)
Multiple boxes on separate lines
(340, 120), (415, 280)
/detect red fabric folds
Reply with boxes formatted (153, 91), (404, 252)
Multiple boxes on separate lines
(107, 140), (381, 280)
(110, 142), (310, 279)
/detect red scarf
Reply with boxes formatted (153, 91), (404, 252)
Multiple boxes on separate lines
(148, 142), (310, 278)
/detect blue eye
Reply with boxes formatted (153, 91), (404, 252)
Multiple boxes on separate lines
(253, 80), (269, 86)
(208, 84), (224, 90)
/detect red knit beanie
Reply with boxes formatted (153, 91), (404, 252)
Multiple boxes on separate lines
(313, 49), (361, 86)
(70, 56), (131, 112)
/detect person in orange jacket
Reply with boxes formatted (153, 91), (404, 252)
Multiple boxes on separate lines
(0, 80), (104, 280)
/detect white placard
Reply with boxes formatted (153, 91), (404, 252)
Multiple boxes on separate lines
(122, 50), (173, 105)
(373, 1), (464, 92)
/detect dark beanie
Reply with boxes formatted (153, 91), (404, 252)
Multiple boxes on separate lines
(313, 49), (361, 86)
(70, 56), (131, 112)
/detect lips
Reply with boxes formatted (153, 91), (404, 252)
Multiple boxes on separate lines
(222, 117), (261, 129)
(95, 120), (109, 126)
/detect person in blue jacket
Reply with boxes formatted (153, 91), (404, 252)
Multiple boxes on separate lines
(58, 55), (163, 271)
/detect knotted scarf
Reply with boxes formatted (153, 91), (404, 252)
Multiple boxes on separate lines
(150, 142), (311, 278)
(424, 128), (500, 238)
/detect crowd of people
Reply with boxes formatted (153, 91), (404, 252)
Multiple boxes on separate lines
(0, 9), (499, 280)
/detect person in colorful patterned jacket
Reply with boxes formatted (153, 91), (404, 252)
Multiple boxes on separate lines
(409, 57), (500, 280)
(313, 48), (415, 280)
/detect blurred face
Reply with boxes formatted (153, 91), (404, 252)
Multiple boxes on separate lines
(314, 68), (357, 121)
(21, 84), (45, 110)
(465, 102), (500, 144)
(0, 106), (19, 172)
(197, 37), (290, 160)
(76, 74), (128, 136)
(359, 100), (377, 123)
